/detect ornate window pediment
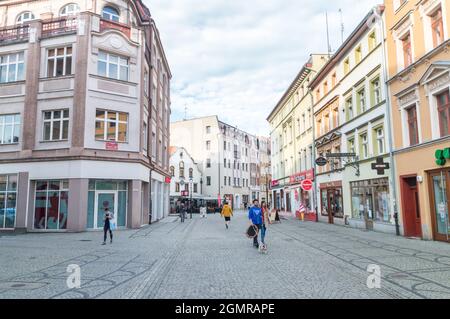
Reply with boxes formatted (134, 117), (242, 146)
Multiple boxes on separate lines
(420, 62), (450, 92)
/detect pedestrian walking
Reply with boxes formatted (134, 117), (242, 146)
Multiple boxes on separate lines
(260, 201), (270, 247)
(200, 205), (207, 218)
(248, 199), (263, 249)
(180, 203), (186, 223)
(102, 208), (113, 245)
(221, 201), (233, 229)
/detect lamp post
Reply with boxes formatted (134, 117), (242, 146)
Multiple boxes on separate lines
(189, 177), (193, 219)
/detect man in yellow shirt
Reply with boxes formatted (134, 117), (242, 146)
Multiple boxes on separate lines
(221, 202), (233, 229)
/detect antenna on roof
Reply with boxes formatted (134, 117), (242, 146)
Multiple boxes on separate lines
(325, 11), (332, 57)
(339, 8), (344, 45)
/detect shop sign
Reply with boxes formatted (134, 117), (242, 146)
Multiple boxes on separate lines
(165, 177), (171, 184)
(435, 148), (450, 166)
(271, 180), (280, 188)
(181, 190), (189, 197)
(371, 157), (390, 175)
(290, 169), (315, 185)
(301, 179), (313, 192)
(106, 141), (118, 151)
(316, 157), (328, 167)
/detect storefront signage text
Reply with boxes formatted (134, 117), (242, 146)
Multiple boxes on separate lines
(290, 169), (314, 185)
(435, 148), (450, 166)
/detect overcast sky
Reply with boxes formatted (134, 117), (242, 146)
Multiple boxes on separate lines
(144, 0), (380, 137)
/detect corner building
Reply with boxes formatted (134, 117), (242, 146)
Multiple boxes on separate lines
(0, 0), (172, 232)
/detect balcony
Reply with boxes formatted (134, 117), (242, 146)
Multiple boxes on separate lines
(0, 25), (29, 43)
(100, 19), (131, 38)
(42, 17), (78, 38)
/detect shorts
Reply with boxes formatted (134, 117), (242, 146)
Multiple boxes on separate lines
(224, 217), (231, 222)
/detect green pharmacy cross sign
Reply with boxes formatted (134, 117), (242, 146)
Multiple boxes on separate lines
(435, 147), (450, 166)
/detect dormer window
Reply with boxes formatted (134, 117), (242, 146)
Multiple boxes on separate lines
(16, 11), (35, 24)
(60, 4), (80, 17)
(102, 6), (120, 22)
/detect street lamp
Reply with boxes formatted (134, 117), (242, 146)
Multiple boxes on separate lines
(189, 177), (193, 219)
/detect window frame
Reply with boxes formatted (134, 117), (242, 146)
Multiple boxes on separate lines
(16, 11), (35, 24)
(0, 114), (21, 145)
(102, 6), (120, 22)
(95, 109), (128, 143)
(60, 3), (80, 17)
(97, 51), (129, 81)
(437, 90), (450, 137)
(46, 46), (73, 78)
(42, 109), (70, 142)
(0, 52), (25, 83)
(406, 105), (419, 146)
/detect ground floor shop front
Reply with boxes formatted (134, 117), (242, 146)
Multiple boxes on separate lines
(396, 140), (450, 243)
(0, 160), (170, 232)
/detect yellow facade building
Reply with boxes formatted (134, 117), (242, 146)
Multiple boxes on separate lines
(386, 0), (450, 242)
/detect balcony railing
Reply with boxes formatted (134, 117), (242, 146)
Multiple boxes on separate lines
(100, 19), (131, 38)
(0, 25), (29, 43)
(42, 17), (78, 38)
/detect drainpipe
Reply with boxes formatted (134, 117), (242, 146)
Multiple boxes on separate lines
(309, 88), (319, 223)
(377, 7), (401, 236)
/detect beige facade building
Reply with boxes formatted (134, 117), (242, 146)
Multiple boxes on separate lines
(0, 0), (171, 232)
(386, 0), (450, 242)
(268, 54), (328, 214)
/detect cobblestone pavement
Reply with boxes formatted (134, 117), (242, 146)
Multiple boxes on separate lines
(1, 211), (450, 299)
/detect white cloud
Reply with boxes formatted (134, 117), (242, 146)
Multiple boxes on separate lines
(145, 0), (380, 136)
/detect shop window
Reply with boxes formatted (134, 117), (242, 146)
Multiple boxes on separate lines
(0, 175), (18, 229)
(437, 90), (450, 137)
(351, 178), (390, 222)
(43, 109), (69, 141)
(34, 180), (69, 230)
(95, 110), (128, 142)
(407, 105), (419, 145)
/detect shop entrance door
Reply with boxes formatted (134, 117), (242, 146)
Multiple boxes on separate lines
(430, 171), (449, 242)
(94, 192), (118, 229)
(327, 190), (334, 224)
(401, 176), (422, 238)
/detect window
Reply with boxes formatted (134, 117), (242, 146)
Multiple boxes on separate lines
(224, 159), (227, 168)
(360, 133), (369, 159)
(175, 183), (180, 192)
(43, 110), (69, 141)
(223, 141), (227, 151)
(407, 106), (419, 145)
(206, 126), (211, 134)
(375, 127), (385, 154)
(402, 33), (412, 68)
(16, 11), (35, 24)
(0, 175), (18, 229)
(437, 90), (450, 137)
(332, 107), (339, 129)
(206, 176), (211, 186)
(316, 89), (320, 102)
(189, 168), (193, 178)
(143, 122), (148, 153)
(47, 47), (72, 78)
(358, 88), (366, 113)
(368, 31), (377, 51)
(371, 77), (382, 106)
(34, 180), (69, 230)
(332, 73), (337, 87)
(170, 166), (175, 177)
(0, 114), (20, 144)
(350, 178), (390, 222)
(98, 51), (128, 81)
(344, 58), (350, 75)
(144, 70), (149, 96)
(0, 52), (25, 83)
(228, 177), (231, 185)
(194, 184), (198, 193)
(60, 3), (80, 17)
(206, 140), (211, 150)
(95, 110), (128, 142)
(179, 161), (185, 178)
(151, 129), (156, 160)
(346, 97), (354, 121)
(323, 81), (328, 95)
(355, 46), (362, 64)
(302, 114), (306, 132)
(224, 176), (227, 186)
(102, 6), (120, 22)
(431, 8), (444, 48)
(206, 159), (211, 168)
(348, 138), (355, 154)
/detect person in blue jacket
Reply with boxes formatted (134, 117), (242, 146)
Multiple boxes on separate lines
(248, 199), (263, 248)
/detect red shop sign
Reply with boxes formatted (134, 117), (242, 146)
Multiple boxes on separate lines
(106, 141), (119, 151)
(290, 169), (315, 185)
(271, 180), (280, 187)
(165, 177), (171, 184)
